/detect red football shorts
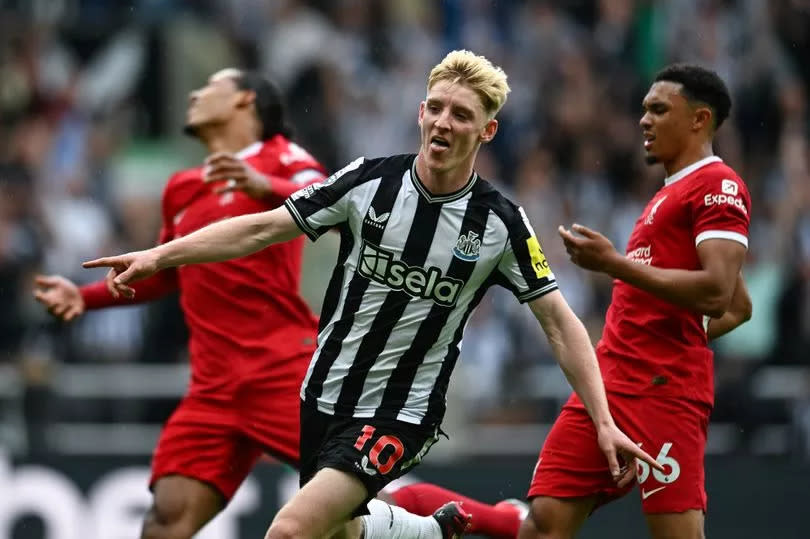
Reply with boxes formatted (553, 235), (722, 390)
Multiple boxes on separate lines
(150, 361), (305, 500)
(528, 392), (710, 514)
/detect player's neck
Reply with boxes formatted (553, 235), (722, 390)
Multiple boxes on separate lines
(414, 153), (476, 195)
(202, 124), (260, 155)
(663, 141), (714, 177)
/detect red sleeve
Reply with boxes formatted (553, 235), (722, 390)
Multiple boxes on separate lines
(81, 178), (181, 309)
(689, 169), (751, 248)
(264, 169), (327, 206)
(80, 269), (179, 309)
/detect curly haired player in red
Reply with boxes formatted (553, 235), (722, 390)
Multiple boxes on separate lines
(521, 64), (753, 539)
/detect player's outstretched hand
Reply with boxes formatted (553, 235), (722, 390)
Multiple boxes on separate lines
(558, 224), (620, 273)
(203, 152), (271, 199)
(82, 250), (160, 299)
(33, 275), (85, 322)
(596, 423), (664, 488)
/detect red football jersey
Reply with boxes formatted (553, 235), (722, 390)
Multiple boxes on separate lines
(82, 135), (325, 395)
(596, 156), (751, 406)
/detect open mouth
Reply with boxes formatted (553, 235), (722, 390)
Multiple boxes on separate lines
(643, 133), (655, 150)
(430, 136), (450, 152)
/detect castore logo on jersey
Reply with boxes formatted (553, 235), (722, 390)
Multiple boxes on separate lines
(364, 206), (390, 229)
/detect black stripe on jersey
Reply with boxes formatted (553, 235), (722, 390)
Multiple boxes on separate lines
(303, 169), (403, 405)
(424, 270), (500, 423)
(317, 222), (354, 334)
(333, 194), (443, 416)
(285, 156), (367, 241)
(376, 183), (492, 420)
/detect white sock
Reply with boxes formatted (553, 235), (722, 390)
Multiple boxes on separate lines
(361, 499), (442, 539)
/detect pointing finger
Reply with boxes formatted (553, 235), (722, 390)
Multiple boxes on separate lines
(83, 256), (123, 269)
(629, 444), (664, 472)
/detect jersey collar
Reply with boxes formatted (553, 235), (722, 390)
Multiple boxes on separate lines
(235, 141), (263, 159)
(664, 155), (722, 186)
(409, 157), (478, 204)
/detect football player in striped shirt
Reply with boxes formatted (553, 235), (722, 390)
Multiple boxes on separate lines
(84, 51), (660, 539)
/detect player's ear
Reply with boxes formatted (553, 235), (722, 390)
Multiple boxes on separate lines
(237, 89), (257, 110)
(692, 106), (712, 133)
(480, 118), (498, 143)
(418, 101), (425, 128)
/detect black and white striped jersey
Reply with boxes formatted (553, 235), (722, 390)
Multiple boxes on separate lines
(285, 154), (557, 426)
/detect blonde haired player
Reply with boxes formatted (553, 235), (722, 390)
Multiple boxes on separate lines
(85, 50), (661, 539)
(427, 49), (510, 118)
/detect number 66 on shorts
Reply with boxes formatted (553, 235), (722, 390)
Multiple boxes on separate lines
(528, 393), (710, 514)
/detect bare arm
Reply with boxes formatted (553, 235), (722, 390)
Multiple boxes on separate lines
(529, 291), (613, 428)
(529, 291), (663, 482)
(707, 272), (752, 339)
(83, 207), (302, 296)
(154, 206), (301, 268)
(560, 225), (747, 318)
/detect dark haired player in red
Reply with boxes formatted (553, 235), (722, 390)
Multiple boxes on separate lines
(520, 64), (753, 539)
(34, 68), (326, 539)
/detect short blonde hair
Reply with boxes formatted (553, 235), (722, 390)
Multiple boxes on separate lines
(427, 50), (511, 118)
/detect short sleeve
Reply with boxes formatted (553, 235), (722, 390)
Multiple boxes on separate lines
(497, 207), (558, 302)
(690, 172), (751, 248)
(284, 157), (366, 240)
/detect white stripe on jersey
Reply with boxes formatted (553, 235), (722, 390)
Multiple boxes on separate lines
(289, 169), (326, 185)
(695, 229), (748, 248)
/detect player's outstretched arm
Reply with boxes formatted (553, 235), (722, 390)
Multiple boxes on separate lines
(529, 291), (663, 486)
(707, 272), (752, 339)
(559, 224), (746, 318)
(82, 206), (302, 298)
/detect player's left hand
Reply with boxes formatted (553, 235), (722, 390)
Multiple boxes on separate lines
(596, 423), (664, 488)
(203, 152), (271, 199)
(558, 224), (621, 273)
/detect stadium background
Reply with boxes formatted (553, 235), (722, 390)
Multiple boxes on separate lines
(1, 0), (809, 537)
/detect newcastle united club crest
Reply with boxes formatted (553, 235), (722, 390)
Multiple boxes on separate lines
(453, 231), (481, 261)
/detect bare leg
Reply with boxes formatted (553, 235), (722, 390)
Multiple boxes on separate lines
(645, 510), (705, 539)
(517, 496), (596, 539)
(265, 468), (367, 539)
(141, 475), (225, 539)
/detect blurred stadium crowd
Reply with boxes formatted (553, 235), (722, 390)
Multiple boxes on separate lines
(1, 0), (809, 459)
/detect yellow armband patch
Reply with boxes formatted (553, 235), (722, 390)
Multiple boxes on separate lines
(526, 236), (551, 279)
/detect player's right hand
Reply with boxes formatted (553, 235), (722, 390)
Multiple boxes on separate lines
(33, 275), (85, 322)
(82, 250), (160, 299)
(596, 423), (664, 488)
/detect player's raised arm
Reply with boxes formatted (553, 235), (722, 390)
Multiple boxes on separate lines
(559, 224), (746, 318)
(83, 206), (302, 297)
(528, 291), (663, 485)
